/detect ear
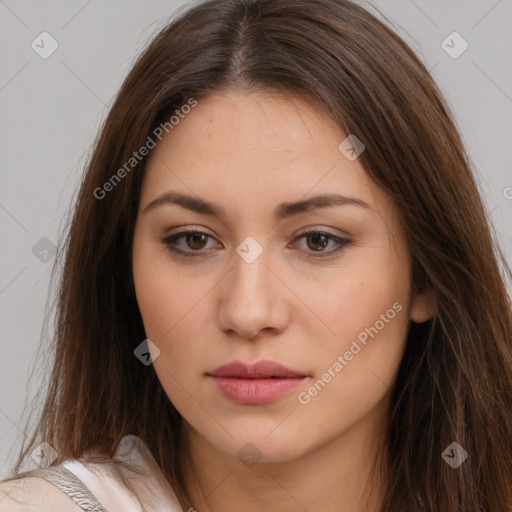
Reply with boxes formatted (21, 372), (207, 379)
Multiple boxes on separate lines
(410, 289), (435, 323)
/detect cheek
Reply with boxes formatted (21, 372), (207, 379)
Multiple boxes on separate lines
(296, 247), (411, 413)
(132, 243), (215, 380)
(133, 234), (203, 339)
(133, 260), (210, 409)
(305, 247), (409, 340)
(134, 268), (204, 355)
(291, 287), (409, 447)
(303, 244), (408, 358)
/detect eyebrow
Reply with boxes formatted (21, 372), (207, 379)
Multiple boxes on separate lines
(142, 191), (371, 219)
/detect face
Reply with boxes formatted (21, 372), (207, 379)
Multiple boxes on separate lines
(132, 90), (432, 464)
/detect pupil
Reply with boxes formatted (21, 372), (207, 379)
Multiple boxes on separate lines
(188, 233), (206, 249)
(309, 233), (327, 251)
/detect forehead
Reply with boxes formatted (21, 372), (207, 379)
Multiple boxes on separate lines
(167, 91), (343, 153)
(140, 91), (388, 221)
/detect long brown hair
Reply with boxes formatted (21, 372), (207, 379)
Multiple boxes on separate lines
(3, 0), (512, 510)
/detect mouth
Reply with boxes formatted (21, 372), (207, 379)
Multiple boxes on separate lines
(206, 360), (308, 405)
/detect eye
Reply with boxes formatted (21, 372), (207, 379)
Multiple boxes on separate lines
(162, 228), (218, 257)
(162, 228), (351, 259)
(290, 229), (351, 259)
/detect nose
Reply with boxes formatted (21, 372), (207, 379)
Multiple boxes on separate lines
(216, 246), (289, 340)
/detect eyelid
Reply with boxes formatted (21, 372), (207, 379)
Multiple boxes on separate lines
(294, 225), (351, 239)
(165, 225), (215, 237)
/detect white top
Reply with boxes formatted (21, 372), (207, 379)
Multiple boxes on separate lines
(0, 435), (183, 511)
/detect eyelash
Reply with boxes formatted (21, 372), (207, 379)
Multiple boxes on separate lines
(161, 228), (351, 259)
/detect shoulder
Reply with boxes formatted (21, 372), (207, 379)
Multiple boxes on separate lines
(0, 476), (82, 511)
(0, 435), (183, 512)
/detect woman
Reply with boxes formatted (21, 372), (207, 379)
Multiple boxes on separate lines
(1, 0), (511, 511)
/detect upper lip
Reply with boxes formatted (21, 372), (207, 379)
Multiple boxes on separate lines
(207, 360), (306, 379)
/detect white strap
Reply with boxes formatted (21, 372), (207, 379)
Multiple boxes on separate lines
(32, 466), (109, 512)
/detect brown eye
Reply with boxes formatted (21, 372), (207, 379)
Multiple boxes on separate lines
(305, 233), (329, 252)
(185, 232), (209, 250)
(292, 230), (352, 259)
(162, 229), (217, 257)
(163, 229), (351, 260)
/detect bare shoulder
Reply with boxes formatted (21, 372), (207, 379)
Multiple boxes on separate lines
(0, 476), (82, 511)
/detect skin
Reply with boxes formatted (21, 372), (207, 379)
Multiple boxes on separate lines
(132, 90), (433, 512)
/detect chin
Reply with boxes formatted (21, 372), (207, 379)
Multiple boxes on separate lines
(196, 426), (313, 466)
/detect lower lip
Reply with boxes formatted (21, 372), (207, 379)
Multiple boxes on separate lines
(209, 376), (305, 405)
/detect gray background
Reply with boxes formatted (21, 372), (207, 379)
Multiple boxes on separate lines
(1, 0), (511, 477)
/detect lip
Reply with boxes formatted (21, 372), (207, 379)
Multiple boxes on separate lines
(207, 360), (307, 405)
